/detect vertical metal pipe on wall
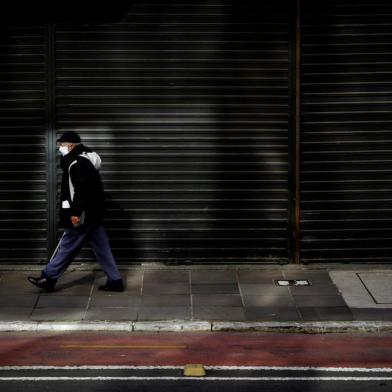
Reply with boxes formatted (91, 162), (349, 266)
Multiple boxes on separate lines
(294, 0), (301, 264)
(45, 24), (57, 257)
(288, 0), (301, 264)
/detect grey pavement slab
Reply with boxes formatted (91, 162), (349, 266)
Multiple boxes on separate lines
(143, 270), (189, 283)
(239, 283), (291, 296)
(191, 283), (239, 294)
(85, 307), (138, 321)
(123, 271), (143, 294)
(351, 308), (392, 321)
(0, 308), (33, 321)
(293, 295), (347, 307)
(283, 271), (334, 284)
(357, 272), (392, 304)
(0, 268), (391, 325)
(142, 282), (190, 295)
(92, 273), (141, 296)
(192, 294), (243, 307)
(244, 306), (302, 321)
(237, 270), (284, 283)
(288, 284), (341, 296)
(193, 306), (246, 321)
(330, 270), (392, 309)
(137, 306), (191, 321)
(0, 272), (40, 294)
(36, 295), (89, 308)
(88, 295), (141, 308)
(30, 308), (86, 321)
(0, 295), (38, 308)
(140, 295), (190, 306)
(242, 295), (295, 307)
(191, 270), (237, 283)
(299, 306), (354, 321)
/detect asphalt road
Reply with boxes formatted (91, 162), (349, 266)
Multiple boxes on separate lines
(0, 367), (392, 392)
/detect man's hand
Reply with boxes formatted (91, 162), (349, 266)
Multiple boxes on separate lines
(71, 216), (81, 227)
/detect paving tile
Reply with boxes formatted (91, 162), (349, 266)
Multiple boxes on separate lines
(283, 271), (334, 285)
(30, 308), (86, 321)
(237, 270), (284, 284)
(61, 271), (95, 281)
(0, 294), (39, 308)
(92, 286), (135, 296)
(193, 306), (246, 321)
(191, 270), (237, 283)
(289, 284), (340, 296)
(358, 272), (392, 304)
(239, 283), (291, 296)
(329, 271), (371, 297)
(191, 283), (239, 295)
(55, 272), (95, 294)
(138, 306), (191, 321)
(141, 295), (190, 306)
(0, 272), (41, 294)
(192, 294), (243, 307)
(293, 295), (347, 307)
(315, 306), (354, 321)
(245, 306), (301, 321)
(85, 307), (138, 321)
(351, 308), (392, 321)
(0, 307), (33, 321)
(89, 295), (141, 308)
(299, 306), (353, 321)
(92, 274), (141, 296)
(51, 285), (93, 296)
(142, 282), (190, 295)
(243, 295), (295, 307)
(36, 295), (89, 308)
(143, 270), (189, 283)
(341, 295), (392, 308)
(124, 271), (143, 283)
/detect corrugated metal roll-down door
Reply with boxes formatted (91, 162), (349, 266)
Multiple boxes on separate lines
(0, 26), (48, 264)
(55, 0), (291, 264)
(300, 0), (392, 263)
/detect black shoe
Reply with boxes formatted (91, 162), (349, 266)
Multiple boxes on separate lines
(27, 275), (57, 293)
(98, 279), (124, 292)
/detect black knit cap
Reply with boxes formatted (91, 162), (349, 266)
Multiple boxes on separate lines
(56, 131), (81, 143)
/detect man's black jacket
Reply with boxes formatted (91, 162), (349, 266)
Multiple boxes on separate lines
(59, 144), (106, 229)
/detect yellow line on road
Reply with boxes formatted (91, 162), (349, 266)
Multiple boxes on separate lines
(60, 345), (187, 349)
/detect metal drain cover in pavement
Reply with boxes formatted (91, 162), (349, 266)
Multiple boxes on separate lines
(274, 279), (311, 286)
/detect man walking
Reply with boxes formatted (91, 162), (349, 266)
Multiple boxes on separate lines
(28, 131), (124, 292)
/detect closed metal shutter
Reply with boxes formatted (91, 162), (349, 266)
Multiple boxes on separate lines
(0, 26), (48, 263)
(300, 0), (392, 262)
(55, 0), (291, 264)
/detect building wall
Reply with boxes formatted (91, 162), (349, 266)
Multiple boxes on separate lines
(0, 1), (292, 265)
(1, 0), (391, 265)
(300, 0), (392, 263)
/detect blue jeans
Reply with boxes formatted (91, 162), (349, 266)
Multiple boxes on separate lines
(44, 225), (122, 282)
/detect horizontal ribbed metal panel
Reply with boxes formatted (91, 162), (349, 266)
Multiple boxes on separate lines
(55, 0), (291, 264)
(300, 0), (392, 263)
(0, 26), (48, 263)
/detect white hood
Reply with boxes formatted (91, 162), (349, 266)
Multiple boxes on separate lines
(79, 151), (102, 170)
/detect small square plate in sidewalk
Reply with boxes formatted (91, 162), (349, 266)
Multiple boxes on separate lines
(274, 279), (312, 286)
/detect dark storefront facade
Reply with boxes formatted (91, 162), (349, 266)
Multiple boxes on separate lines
(0, 0), (391, 265)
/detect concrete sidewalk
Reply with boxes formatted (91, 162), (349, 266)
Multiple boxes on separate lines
(1, 266), (392, 333)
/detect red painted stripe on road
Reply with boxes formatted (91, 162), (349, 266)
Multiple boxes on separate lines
(0, 332), (391, 367)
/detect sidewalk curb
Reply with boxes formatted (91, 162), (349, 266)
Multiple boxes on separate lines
(1, 321), (392, 333)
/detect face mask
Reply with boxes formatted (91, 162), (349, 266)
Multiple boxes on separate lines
(59, 146), (70, 156)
